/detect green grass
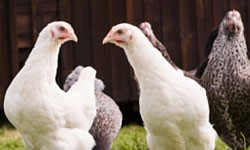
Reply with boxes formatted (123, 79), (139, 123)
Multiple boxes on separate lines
(111, 124), (147, 150)
(112, 124), (233, 150)
(215, 138), (231, 150)
(0, 125), (25, 150)
(0, 123), (248, 150)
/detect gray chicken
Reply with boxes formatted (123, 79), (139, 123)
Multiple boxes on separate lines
(64, 66), (122, 150)
(200, 10), (250, 150)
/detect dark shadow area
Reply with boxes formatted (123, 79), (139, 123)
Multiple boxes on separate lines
(0, 110), (14, 129)
(118, 101), (143, 126)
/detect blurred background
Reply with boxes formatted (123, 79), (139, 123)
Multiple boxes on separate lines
(0, 0), (249, 124)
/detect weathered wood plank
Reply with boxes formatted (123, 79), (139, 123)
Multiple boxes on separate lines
(195, 0), (208, 62)
(16, 0), (32, 48)
(178, 0), (199, 70)
(71, 0), (93, 67)
(203, 0), (215, 51)
(126, 0), (144, 24)
(144, 0), (162, 40)
(16, 0), (31, 13)
(0, 0), (12, 109)
(108, 0), (131, 102)
(161, 0), (182, 68)
(125, 0), (144, 102)
(8, 0), (19, 77)
(35, 0), (58, 32)
(90, 0), (113, 96)
(58, 0), (74, 86)
(31, 0), (38, 43)
(212, 0), (229, 26)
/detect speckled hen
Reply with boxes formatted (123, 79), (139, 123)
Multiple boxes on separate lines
(200, 10), (250, 150)
(64, 66), (122, 150)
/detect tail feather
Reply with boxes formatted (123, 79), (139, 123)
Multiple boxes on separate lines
(67, 66), (96, 95)
(63, 66), (84, 92)
(66, 66), (97, 130)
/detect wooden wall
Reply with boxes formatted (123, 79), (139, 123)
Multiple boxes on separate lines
(0, 0), (250, 121)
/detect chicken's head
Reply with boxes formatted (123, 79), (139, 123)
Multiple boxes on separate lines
(39, 21), (78, 44)
(102, 23), (136, 48)
(139, 22), (153, 39)
(221, 10), (243, 36)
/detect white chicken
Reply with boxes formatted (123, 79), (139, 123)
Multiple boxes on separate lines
(103, 23), (217, 150)
(4, 21), (96, 150)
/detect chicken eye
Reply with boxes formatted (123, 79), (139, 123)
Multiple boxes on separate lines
(59, 26), (66, 31)
(117, 29), (123, 35)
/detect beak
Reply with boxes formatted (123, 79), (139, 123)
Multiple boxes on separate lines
(229, 24), (236, 30)
(227, 21), (238, 32)
(102, 31), (113, 44)
(69, 32), (78, 42)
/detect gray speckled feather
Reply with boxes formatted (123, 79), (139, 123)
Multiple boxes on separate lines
(139, 22), (219, 81)
(139, 22), (179, 70)
(200, 10), (250, 150)
(139, 22), (218, 82)
(64, 66), (122, 150)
